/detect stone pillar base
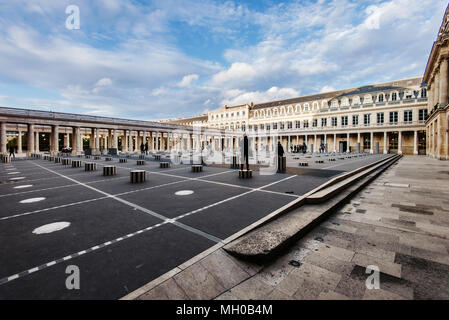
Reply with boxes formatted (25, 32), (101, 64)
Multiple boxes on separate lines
(239, 169), (252, 179)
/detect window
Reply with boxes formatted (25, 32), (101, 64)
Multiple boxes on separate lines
(242, 111), (245, 116)
(389, 111), (398, 124)
(273, 123), (278, 130)
(280, 123), (285, 130)
(421, 88), (427, 98)
(331, 117), (337, 127)
(260, 124), (264, 130)
(295, 121), (300, 129)
(353, 96), (360, 105)
(287, 122), (292, 129)
(352, 115), (359, 126)
(364, 95), (372, 104)
(321, 118), (327, 127)
(303, 120), (309, 128)
(364, 114), (371, 125)
(405, 90), (413, 99)
(377, 112), (384, 124)
(331, 100), (338, 108)
(341, 116), (348, 127)
(266, 124), (270, 131)
(419, 109), (428, 122)
(237, 112), (239, 116)
(404, 110), (412, 123)
(241, 124), (246, 131)
(391, 92), (397, 101)
(378, 94), (384, 102)
(312, 119), (317, 127)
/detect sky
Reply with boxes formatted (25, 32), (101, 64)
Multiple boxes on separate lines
(0, 0), (447, 121)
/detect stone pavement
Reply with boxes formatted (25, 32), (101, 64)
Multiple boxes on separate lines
(133, 156), (449, 300)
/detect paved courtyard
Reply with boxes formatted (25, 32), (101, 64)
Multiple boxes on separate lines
(212, 156), (449, 300)
(0, 153), (387, 299)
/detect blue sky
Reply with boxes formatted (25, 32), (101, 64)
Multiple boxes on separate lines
(0, 0), (446, 120)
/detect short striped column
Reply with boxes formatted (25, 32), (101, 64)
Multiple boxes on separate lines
(154, 155), (161, 161)
(130, 170), (146, 183)
(1, 156), (11, 163)
(139, 154), (145, 159)
(137, 160), (146, 165)
(72, 160), (82, 168)
(105, 157), (112, 161)
(238, 169), (252, 179)
(54, 157), (62, 163)
(277, 156), (286, 173)
(315, 160), (324, 164)
(85, 155), (91, 159)
(299, 162), (308, 167)
(192, 165), (203, 172)
(328, 158), (336, 162)
(94, 156), (101, 160)
(49, 156), (55, 162)
(160, 162), (170, 168)
(231, 156), (239, 169)
(62, 158), (72, 165)
(119, 158), (127, 163)
(103, 165), (116, 176)
(85, 162), (97, 171)
(43, 155), (49, 160)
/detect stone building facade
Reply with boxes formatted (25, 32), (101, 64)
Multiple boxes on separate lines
(201, 77), (428, 155)
(424, 4), (449, 160)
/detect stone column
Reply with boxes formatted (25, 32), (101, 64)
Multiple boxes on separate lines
(124, 131), (129, 152)
(398, 131), (402, 155)
(414, 130), (418, 155)
(383, 132), (387, 154)
(27, 124), (34, 155)
(333, 133), (337, 152)
(434, 72), (440, 106)
(439, 58), (448, 106)
(0, 122), (6, 153)
(370, 132), (373, 154)
(95, 128), (100, 152)
(347, 133), (350, 153)
(35, 131), (40, 153)
(51, 125), (59, 154)
(17, 130), (22, 153)
(72, 127), (80, 154)
(314, 135), (317, 153)
(113, 130), (118, 149)
(65, 133), (70, 148)
(357, 132), (361, 144)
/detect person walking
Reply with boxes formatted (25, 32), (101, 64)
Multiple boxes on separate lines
(144, 142), (148, 155)
(9, 145), (15, 158)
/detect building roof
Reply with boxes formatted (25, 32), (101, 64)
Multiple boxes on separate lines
(251, 77), (422, 110)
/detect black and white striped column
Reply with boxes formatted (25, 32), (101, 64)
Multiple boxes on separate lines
(137, 160), (145, 165)
(85, 162), (97, 171)
(192, 165), (203, 172)
(103, 165), (117, 176)
(160, 162), (170, 168)
(130, 170), (146, 183)
(72, 160), (82, 168)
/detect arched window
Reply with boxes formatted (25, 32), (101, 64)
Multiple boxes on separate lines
(364, 95), (372, 104)
(304, 103), (310, 111)
(353, 96), (360, 105)
(378, 94), (384, 102)
(280, 106), (286, 115)
(331, 100), (338, 108)
(391, 92), (397, 101)
(420, 88), (427, 98)
(313, 102), (319, 110)
(288, 105), (293, 114)
(273, 108), (278, 116)
(341, 98), (349, 107)
(295, 104), (301, 113)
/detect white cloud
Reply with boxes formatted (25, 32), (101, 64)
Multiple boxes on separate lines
(212, 62), (257, 85)
(178, 74), (199, 87)
(221, 86), (299, 106)
(321, 85), (336, 93)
